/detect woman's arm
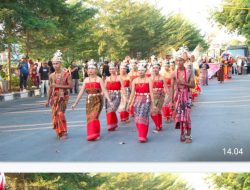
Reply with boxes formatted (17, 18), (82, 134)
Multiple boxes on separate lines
(99, 77), (111, 103)
(119, 76), (127, 102)
(148, 78), (155, 106)
(128, 79), (136, 107)
(45, 74), (53, 107)
(72, 79), (86, 109)
(171, 73), (176, 104)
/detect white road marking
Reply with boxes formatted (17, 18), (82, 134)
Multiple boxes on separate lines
(1, 124), (84, 132)
(0, 120), (85, 129)
(1, 108), (86, 114)
(195, 99), (250, 104)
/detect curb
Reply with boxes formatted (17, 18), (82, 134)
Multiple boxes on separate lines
(0, 89), (41, 102)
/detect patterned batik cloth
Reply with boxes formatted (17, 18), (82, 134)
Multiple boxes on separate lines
(50, 71), (70, 138)
(134, 83), (151, 142)
(119, 83), (130, 122)
(174, 69), (192, 137)
(151, 80), (165, 130)
(105, 81), (121, 131)
(85, 82), (103, 140)
(162, 78), (172, 121)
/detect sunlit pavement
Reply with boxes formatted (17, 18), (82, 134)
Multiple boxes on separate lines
(0, 75), (250, 162)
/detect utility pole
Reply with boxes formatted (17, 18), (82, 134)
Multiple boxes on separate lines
(7, 44), (12, 91)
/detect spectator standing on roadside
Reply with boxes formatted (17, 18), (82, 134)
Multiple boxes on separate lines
(48, 60), (55, 74)
(70, 61), (80, 94)
(18, 55), (29, 92)
(39, 61), (50, 97)
(102, 61), (110, 81)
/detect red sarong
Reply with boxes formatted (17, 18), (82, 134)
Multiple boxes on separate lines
(120, 111), (129, 122)
(129, 105), (134, 117)
(106, 112), (118, 131)
(87, 119), (100, 141)
(162, 105), (172, 121)
(136, 123), (148, 142)
(151, 114), (162, 131)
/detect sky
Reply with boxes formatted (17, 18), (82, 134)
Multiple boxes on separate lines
(147, 0), (246, 44)
(149, 0), (222, 33)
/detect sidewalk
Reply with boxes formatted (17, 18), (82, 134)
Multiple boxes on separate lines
(0, 83), (83, 102)
(0, 89), (41, 102)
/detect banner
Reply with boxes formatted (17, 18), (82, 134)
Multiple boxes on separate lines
(207, 63), (220, 79)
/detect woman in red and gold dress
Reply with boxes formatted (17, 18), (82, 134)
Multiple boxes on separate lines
(162, 62), (173, 122)
(105, 62), (126, 131)
(128, 61), (156, 143)
(150, 61), (167, 131)
(72, 60), (112, 141)
(128, 59), (138, 117)
(119, 62), (131, 122)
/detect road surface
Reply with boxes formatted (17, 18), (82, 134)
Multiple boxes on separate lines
(0, 75), (249, 161)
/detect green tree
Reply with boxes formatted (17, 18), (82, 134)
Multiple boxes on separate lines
(209, 173), (250, 190)
(88, 0), (208, 60)
(5, 173), (107, 190)
(160, 14), (208, 53)
(97, 173), (192, 190)
(212, 0), (250, 45)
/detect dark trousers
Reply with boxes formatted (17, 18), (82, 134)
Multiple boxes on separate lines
(70, 79), (79, 94)
(20, 74), (28, 90)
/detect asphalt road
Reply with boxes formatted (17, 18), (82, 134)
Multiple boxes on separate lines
(0, 75), (250, 162)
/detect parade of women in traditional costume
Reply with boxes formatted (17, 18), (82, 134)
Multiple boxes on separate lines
(72, 60), (113, 141)
(43, 47), (209, 144)
(46, 50), (72, 140)
(128, 61), (156, 142)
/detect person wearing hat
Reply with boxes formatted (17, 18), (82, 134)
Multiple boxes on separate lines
(104, 62), (127, 131)
(118, 61), (131, 122)
(171, 53), (195, 143)
(18, 54), (29, 92)
(150, 61), (168, 131)
(128, 61), (156, 143)
(72, 59), (113, 141)
(45, 50), (72, 140)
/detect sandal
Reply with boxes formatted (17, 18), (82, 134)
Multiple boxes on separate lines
(185, 136), (192, 143)
(175, 123), (180, 129)
(59, 133), (68, 140)
(180, 135), (186, 142)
